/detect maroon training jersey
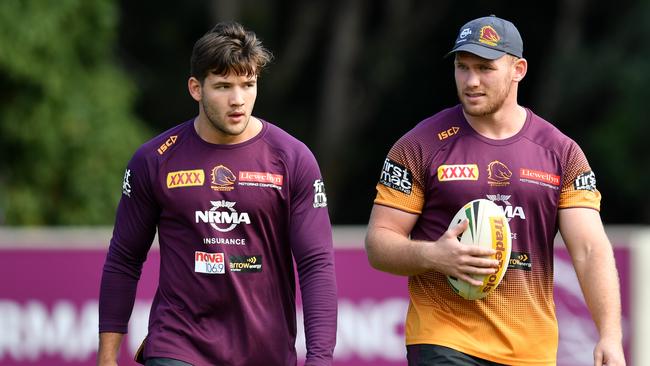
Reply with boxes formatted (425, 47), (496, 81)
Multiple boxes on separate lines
(99, 119), (337, 366)
(374, 105), (600, 365)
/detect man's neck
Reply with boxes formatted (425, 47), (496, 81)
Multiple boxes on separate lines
(194, 116), (263, 145)
(463, 104), (527, 140)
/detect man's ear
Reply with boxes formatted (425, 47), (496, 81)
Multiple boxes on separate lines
(188, 77), (202, 102)
(512, 57), (528, 82)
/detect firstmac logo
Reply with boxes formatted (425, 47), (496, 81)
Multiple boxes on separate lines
(379, 158), (413, 194)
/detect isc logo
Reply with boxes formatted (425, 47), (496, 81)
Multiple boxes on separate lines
(437, 126), (460, 140)
(157, 135), (178, 155)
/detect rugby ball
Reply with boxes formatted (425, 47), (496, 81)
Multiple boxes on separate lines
(447, 199), (512, 300)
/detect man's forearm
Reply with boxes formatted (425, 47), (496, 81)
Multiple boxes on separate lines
(365, 226), (429, 276)
(575, 244), (623, 340)
(97, 332), (124, 366)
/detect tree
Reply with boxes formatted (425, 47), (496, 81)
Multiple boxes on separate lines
(0, 0), (151, 224)
(533, 0), (650, 223)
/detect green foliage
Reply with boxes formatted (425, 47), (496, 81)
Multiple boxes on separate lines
(550, 1), (650, 223)
(0, 0), (151, 225)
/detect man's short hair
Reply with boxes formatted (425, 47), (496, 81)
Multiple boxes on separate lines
(190, 21), (273, 83)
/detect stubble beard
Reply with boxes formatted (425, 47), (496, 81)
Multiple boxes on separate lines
(202, 99), (249, 137)
(459, 80), (512, 117)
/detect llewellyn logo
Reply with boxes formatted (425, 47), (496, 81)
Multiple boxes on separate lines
(239, 171), (283, 190)
(520, 168), (560, 188)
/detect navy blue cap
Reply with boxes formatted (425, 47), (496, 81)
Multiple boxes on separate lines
(448, 15), (523, 59)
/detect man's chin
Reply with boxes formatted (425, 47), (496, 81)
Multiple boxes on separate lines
(462, 104), (489, 117)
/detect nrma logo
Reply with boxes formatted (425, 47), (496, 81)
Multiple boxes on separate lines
(195, 200), (251, 232)
(486, 194), (526, 221)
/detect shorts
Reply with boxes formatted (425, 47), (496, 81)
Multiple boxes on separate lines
(407, 344), (507, 366)
(144, 358), (193, 366)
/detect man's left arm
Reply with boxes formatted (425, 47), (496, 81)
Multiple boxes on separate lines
(289, 150), (337, 366)
(559, 208), (626, 366)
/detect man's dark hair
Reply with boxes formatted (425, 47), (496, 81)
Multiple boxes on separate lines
(190, 21), (273, 83)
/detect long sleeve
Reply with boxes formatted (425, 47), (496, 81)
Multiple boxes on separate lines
(289, 148), (338, 365)
(99, 149), (159, 333)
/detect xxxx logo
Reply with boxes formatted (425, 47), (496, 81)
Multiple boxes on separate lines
(167, 169), (205, 188)
(437, 164), (479, 181)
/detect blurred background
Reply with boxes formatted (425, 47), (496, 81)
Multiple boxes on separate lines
(1, 0), (649, 226)
(1, 1), (649, 365)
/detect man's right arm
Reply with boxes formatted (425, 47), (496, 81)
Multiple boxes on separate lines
(98, 152), (159, 363)
(364, 204), (499, 286)
(97, 332), (124, 366)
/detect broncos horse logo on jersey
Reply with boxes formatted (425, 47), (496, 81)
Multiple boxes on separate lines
(211, 165), (236, 191)
(487, 160), (512, 186)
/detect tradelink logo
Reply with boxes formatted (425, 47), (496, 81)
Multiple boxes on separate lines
(379, 158), (413, 194)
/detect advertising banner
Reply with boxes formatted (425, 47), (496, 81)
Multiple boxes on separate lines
(0, 240), (630, 365)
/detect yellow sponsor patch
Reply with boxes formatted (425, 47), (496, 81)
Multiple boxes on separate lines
(167, 169), (205, 188)
(437, 164), (479, 181)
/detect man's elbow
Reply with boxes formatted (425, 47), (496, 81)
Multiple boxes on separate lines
(364, 231), (383, 270)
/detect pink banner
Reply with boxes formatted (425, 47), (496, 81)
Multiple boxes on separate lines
(0, 244), (630, 365)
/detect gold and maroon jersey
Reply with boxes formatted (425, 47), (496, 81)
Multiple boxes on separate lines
(374, 105), (601, 365)
(100, 119), (337, 365)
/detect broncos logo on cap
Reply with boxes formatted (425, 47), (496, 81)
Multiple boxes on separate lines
(211, 165), (236, 191)
(487, 160), (512, 186)
(479, 26), (500, 46)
